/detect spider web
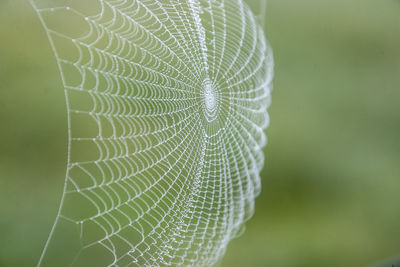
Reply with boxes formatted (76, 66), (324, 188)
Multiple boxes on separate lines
(32, 0), (273, 266)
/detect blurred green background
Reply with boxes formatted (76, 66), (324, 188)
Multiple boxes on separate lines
(0, 0), (399, 266)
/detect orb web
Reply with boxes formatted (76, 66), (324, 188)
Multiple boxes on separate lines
(31, 0), (274, 266)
